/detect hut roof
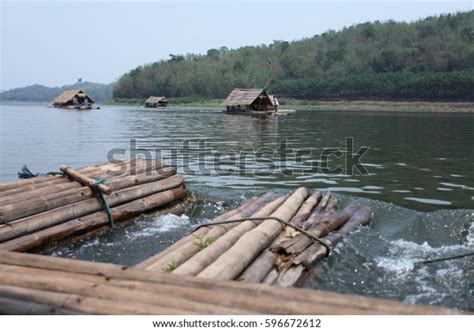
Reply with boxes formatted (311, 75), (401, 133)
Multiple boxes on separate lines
(145, 96), (167, 104)
(52, 89), (95, 104)
(223, 88), (273, 107)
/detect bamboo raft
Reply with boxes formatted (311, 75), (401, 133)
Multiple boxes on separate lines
(0, 162), (463, 314)
(0, 158), (187, 252)
(224, 110), (293, 116)
(0, 250), (459, 314)
(135, 188), (373, 287)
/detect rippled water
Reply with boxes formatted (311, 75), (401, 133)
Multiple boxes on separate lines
(1, 103), (473, 310)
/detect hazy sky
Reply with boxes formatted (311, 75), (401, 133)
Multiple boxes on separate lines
(1, 1), (472, 90)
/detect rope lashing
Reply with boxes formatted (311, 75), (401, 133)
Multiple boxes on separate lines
(417, 251), (474, 265)
(192, 216), (332, 257)
(17, 165), (64, 179)
(90, 179), (115, 228)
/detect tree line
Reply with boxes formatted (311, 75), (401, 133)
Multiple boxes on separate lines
(113, 11), (474, 101)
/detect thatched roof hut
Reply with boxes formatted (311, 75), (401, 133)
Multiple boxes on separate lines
(51, 89), (95, 109)
(145, 96), (168, 108)
(223, 88), (273, 112)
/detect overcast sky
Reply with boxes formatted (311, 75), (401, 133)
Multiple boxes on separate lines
(1, 1), (472, 90)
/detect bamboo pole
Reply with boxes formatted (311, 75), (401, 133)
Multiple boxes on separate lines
(262, 268), (279, 285)
(0, 175), (184, 242)
(139, 193), (278, 273)
(49, 195), (193, 251)
(0, 185), (187, 252)
(198, 187), (309, 280)
(293, 191), (322, 227)
(0, 295), (79, 314)
(172, 195), (288, 276)
(323, 205), (373, 246)
(238, 191), (322, 283)
(134, 197), (259, 270)
(0, 167), (177, 228)
(0, 285), (186, 314)
(238, 250), (276, 283)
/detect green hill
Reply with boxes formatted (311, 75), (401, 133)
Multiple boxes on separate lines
(0, 81), (114, 103)
(113, 11), (474, 101)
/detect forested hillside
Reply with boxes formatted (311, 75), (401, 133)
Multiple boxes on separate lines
(0, 82), (114, 102)
(114, 11), (474, 101)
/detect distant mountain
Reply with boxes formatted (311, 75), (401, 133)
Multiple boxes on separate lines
(0, 81), (114, 103)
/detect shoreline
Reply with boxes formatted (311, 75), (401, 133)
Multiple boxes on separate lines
(283, 100), (474, 112)
(3, 99), (474, 112)
(107, 98), (474, 112)
(165, 99), (474, 113)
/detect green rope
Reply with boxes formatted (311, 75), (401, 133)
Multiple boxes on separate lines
(18, 165), (64, 179)
(192, 216), (332, 256)
(90, 179), (115, 228)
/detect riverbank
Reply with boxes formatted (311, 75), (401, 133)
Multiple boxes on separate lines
(104, 98), (223, 108)
(283, 100), (474, 112)
(105, 98), (474, 112)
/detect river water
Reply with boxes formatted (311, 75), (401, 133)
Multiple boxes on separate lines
(1, 103), (473, 311)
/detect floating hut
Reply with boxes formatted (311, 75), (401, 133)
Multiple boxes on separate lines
(49, 89), (96, 110)
(223, 88), (274, 114)
(145, 96), (168, 108)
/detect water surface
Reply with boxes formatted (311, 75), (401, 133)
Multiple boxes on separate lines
(1, 103), (473, 310)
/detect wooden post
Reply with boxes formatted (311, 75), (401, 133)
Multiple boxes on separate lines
(59, 165), (112, 195)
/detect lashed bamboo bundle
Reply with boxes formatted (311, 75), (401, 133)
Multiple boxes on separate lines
(0, 250), (458, 314)
(136, 187), (373, 288)
(0, 158), (187, 252)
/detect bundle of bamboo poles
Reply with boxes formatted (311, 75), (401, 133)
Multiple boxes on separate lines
(0, 250), (459, 314)
(136, 187), (373, 287)
(0, 158), (187, 252)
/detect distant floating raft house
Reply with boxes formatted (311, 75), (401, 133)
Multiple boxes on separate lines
(268, 94), (276, 110)
(145, 96), (168, 108)
(223, 88), (274, 114)
(49, 89), (96, 110)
